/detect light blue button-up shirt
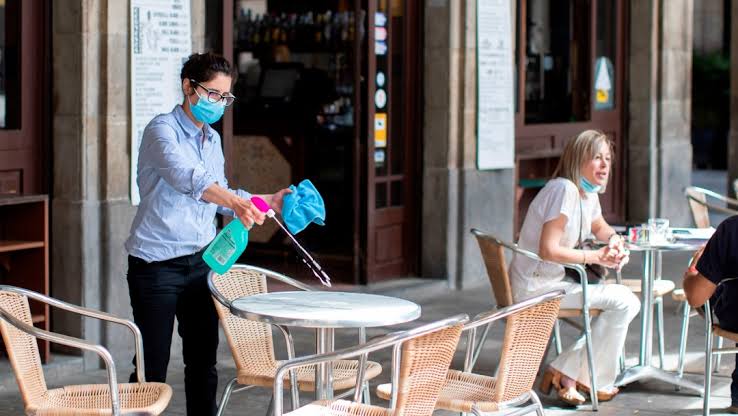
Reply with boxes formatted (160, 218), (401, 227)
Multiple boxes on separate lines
(125, 105), (250, 262)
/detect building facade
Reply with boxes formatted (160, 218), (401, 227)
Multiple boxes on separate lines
(0, 0), (696, 366)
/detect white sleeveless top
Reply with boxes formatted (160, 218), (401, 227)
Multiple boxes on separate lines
(508, 178), (602, 301)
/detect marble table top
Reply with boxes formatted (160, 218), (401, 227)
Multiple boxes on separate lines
(231, 291), (422, 328)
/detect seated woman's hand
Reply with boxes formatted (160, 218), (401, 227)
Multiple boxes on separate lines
(592, 246), (621, 269)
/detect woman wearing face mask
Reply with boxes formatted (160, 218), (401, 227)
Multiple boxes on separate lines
(508, 130), (640, 406)
(124, 52), (290, 416)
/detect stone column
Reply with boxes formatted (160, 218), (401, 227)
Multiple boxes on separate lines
(627, 0), (693, 226)
(52, 0), (207, 368)
(422, 0), (514, 289)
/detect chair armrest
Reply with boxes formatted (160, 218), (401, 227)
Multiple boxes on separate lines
(0, 285), (146, 383)
(0, 305), (123, 416)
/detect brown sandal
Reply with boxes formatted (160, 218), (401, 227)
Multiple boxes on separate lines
(576, 382), (619, 402)
(540, 368), (586, 406)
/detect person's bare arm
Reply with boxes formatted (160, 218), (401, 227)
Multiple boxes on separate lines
(591, 216), (617, 242)
(539, 214), (619, 268)
(683, 246), (717, 307)
(202, 184), (264, 227)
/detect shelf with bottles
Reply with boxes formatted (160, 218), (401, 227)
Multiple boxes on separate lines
(234, 9), (365, 54)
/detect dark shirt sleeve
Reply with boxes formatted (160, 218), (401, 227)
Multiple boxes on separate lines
(696, 216), (738, 285)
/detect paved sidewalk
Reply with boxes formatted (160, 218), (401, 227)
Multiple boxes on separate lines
(0, 250), (736, 415)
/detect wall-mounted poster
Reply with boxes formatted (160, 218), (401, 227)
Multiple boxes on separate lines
(130, 0), (192, 205)
(476, 0), (514, 170)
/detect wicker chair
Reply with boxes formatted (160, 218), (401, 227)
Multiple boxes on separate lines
(271, 314), (469, 416)
(208, 264), (382, 415)
(376, 290), (565, 415)
(0, 285), (172, 416)
(470, 228), (601, 410)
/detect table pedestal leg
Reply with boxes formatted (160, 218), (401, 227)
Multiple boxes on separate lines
(316, 328), (335, 400)
(614, 249), (703, 395)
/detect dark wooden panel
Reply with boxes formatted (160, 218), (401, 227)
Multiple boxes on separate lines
(0, 170), (21, 195)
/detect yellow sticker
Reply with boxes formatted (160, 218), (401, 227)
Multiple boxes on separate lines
(596, 89), (609, 103)
(375, 113), (387, 148)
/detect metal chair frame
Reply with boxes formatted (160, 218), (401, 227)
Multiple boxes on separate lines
(470, 228), (600, 410)
(702, 301), (738, 416)
(0, 285), (154, 416)
(271, 313), (470, 416)
(208, 264), (371, 416)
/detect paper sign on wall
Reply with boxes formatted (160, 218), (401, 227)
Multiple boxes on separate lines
(375, 113), (387, 148)
(476, 0), (514, 170)
(130, 0), (192, 205)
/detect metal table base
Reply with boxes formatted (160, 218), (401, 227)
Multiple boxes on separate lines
(614, 247), (704, 396)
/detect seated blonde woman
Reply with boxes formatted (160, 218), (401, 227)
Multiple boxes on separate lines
(508, 130), (640, 406)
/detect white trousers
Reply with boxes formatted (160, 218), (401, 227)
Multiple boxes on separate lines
(549, 281), (641, 389)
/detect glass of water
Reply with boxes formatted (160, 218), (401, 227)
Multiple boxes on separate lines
(648, 218), (670, 243)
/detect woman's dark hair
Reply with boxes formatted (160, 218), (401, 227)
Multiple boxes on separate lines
(180, 52), (236, 83)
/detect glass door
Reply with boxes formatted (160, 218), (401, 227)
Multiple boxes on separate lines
(0, 1), (46, 196)
(514, 0), (625, 233)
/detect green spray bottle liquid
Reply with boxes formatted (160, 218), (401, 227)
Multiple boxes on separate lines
(202, 217), (249, 275)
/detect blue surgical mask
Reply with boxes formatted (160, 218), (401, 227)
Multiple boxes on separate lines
(188, 91), (226, 124)
(580, 177), (602, 193)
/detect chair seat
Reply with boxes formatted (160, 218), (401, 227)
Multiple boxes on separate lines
(377, 370), (510, 413)
(558, 308), (602, 318)
(713, 325), (738, 343)
(238, 359), (382, 392)
(672, 288), (687, 302)
(604, 278), (676, 297)
(28, 382), (172, 415)
(285, 399), (392, 416)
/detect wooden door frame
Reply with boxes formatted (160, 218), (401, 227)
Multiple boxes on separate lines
(362, 0), (422, 283)
(514, 0), (627, 225)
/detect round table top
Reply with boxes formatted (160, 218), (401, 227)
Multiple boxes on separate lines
(625, 240), (705, 252)
(230, 291), (422, 328)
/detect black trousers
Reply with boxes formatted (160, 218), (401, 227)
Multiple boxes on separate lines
(127, 250), (219, 416)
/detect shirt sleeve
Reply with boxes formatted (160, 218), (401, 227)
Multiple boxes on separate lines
(542, 180), (579, 223)
(212, 138), (252, 217)
(696, 218), (736, 285)
(142, 122), (217, 201)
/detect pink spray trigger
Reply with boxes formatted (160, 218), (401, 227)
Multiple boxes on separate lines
(251, 196), (276, 218)
(250, 196), (270, 213)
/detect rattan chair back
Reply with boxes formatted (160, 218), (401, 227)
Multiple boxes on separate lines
(210, 268), (278, 375)
(0, 291), (47, 406)
(472, 229), (513, 308)
(492, 296), (561, 403)
(393, 323), (464, 416)
(686, 187), (711, 228)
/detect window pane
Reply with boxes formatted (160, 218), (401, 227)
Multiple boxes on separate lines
(375, 182), (387, 208)
(594, 0), (616, 110)
(524, 0), (590, 124)
(390, 180), (403, 206)
(0, 1), (20, 129)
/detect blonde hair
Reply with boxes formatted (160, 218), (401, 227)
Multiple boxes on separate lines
(552, 130), (613, 194)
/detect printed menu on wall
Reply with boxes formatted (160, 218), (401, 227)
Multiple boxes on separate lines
(130, 0), (192, 205)
(476, 0), (514, 170)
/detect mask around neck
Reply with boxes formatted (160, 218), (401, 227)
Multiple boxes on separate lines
(580, 177), (602, 193)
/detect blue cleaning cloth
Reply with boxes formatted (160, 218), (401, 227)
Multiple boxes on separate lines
(282, 179), (326, 234)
